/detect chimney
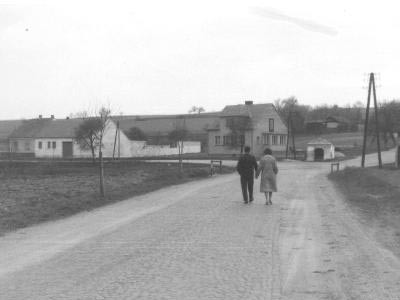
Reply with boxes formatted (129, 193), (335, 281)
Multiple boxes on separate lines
(245, 100), (253, 105)
(51, 115), (54, 119)
(38, 115), (42, 119)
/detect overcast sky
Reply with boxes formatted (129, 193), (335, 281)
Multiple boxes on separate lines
(1, 0), (400, 119)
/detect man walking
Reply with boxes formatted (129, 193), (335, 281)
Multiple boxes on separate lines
(236, 146), (258, 203)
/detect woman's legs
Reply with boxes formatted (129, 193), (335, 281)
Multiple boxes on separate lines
(264, 192), (270, 205)
(268, 192), (273, 204)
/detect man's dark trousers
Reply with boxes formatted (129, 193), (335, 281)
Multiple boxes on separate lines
(237, 152), (257, 203)
(240, 176), (254, 202)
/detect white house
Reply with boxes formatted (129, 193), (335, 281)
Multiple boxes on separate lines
(306, 138), (335, 161)
(8, 118), (132, 158)
(207, 101), (288, 158)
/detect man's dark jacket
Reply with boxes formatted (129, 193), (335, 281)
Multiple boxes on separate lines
(236, 153), (258, 179)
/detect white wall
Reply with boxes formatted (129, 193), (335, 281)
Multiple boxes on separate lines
(326, 122), (339, 129)
(306, 144), (335, 161)
(130, 141), (201, 157)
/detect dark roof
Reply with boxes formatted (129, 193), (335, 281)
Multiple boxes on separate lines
(220, 103), (278, 124)
(221, 103), (276, 118)
(221, 105), (252, 117)
(9, 118), (85, 139)
(114, 112), (220, 120)
(326, 116), (350, 123)
(247, 103), (277, 122)
(36, 119), (85, 138)
(115, 113), (220, 136)
(0, 120), (23, 139)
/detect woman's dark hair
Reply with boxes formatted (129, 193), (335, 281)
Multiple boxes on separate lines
(264, 148), (272, 155)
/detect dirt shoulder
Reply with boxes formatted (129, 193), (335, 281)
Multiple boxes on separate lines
(0, 161), (234, 236)
(329, 164), (400, 258)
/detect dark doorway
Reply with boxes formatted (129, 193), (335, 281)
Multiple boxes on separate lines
(62, 142), (73, 158)
(314, 148), (324, 161)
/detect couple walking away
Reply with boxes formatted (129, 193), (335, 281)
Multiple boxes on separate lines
(236, 146), (278, 205)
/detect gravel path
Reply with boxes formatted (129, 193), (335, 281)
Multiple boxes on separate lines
(0, 150), (399, 299)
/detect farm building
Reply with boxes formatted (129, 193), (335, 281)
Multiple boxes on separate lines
(306, 138), (335, 161)
(207, 101), (287, 158)
(1, 101), (287, 158)
(5, 116), (200, 159)
(116, 112), (220, 152)
(116, 101), (288, 157)
(8, 117), (132, 158)
(325, 116), (350, 132)
(304, 119), (326, 134)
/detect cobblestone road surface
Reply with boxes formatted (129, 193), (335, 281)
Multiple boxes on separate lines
(0, 150), (400, 299)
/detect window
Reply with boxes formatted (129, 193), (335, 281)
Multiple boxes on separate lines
(279, 135), (286, 145)
(52, 141), (56, 149)
(47, 141), (51, 149)
(272, 135), (278, 145)
(24, 141), (30, 151)
(13, 141), (18, 151)
(215, 136), (221, 145)
(262, 133), (269, 145)
(38, 141), (42, 149)
(239, 135), (245, 146)
(269, 119), (274, 132)
(256, 136), (260, 145)
(223, 135), (232, 145)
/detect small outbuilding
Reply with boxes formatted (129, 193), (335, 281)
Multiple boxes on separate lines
(306, 138), (335, 161)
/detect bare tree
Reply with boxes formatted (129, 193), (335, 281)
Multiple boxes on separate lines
(225, 116), (251, 153)
(126, 127), (147, 141)
(74, 107), (111, 198)
(97, 107), (111, 198)
(369, 100), (400, 148)
(75, 117), (103, 163)
(168, 128), (188, 174)
(188, 106), (205, 114)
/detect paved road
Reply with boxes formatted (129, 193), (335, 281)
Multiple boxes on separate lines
(0, 150), (399, 299)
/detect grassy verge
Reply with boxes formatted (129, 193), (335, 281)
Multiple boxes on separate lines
(329, 164), (400, 256)
(0, 161), (234, 235)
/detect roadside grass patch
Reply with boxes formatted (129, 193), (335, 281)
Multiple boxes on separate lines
(329, 165), (400, 255)
(0, 161), (234, 236)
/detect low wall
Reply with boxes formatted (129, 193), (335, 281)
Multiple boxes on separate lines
(130, 141), (201, 157)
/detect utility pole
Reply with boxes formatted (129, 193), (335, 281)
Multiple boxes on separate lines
(285, 110), (297, 159)
(117, 120), (121, 159)
(285, 112), (290, 159)
(361, 72), (382, 168)
(112, 121), (118, 160)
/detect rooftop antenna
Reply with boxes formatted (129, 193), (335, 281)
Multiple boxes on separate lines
(361, 72), (382, 168)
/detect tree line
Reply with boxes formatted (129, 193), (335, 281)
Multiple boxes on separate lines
(274, 97), (400, 137)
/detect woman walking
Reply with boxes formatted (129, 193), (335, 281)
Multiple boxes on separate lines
(256, 148), (278, 205)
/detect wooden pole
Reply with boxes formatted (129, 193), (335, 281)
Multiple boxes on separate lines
(285, 112), (290, 159)
(361, 73), (373, 167)
(371, 74), (382, 168)
(99, 150), (105, 198)
(291, 111), (296, 159)
(112, 124), (118, 159)
(117, 121), (121, 159)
